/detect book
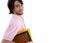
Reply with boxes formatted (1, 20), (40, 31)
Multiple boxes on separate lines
(13, 29), (32, 43)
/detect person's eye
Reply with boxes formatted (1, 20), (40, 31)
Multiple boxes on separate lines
(21, 4), (23, 6)
(16, 5), (19, 7)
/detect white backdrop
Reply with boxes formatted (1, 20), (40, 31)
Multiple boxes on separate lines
(0, 0), (65, 43)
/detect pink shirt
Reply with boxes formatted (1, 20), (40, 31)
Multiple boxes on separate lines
(3, 14), (26, 41)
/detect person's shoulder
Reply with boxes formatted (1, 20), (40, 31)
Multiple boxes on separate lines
(9, 14), (19, 25)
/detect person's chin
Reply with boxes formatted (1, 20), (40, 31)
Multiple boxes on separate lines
(17, 12), (23, 15)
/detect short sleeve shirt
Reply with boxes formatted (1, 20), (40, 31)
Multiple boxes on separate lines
(3, 14), (26, 41)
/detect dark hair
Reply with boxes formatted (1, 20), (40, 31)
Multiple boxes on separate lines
(7, 0), (23, 14)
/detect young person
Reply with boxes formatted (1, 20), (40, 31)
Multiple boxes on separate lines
(1, 0), (32, 43)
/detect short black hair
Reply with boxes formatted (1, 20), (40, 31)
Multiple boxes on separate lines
(7, 0), (23, 14)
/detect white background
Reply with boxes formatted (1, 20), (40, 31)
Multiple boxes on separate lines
(0, 0), (65, 43)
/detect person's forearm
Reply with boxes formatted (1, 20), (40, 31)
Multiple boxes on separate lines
(1, 39), (16, 43)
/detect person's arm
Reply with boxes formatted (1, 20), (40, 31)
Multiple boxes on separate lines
(2, 16), (26, 43)
(1, 39), (16, 43)
(2, 19), (18, 43)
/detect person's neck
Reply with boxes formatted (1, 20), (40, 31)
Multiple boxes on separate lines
(14, 13), (22, 17)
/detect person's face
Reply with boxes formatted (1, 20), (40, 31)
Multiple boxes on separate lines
(14, 1), (23, 15)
